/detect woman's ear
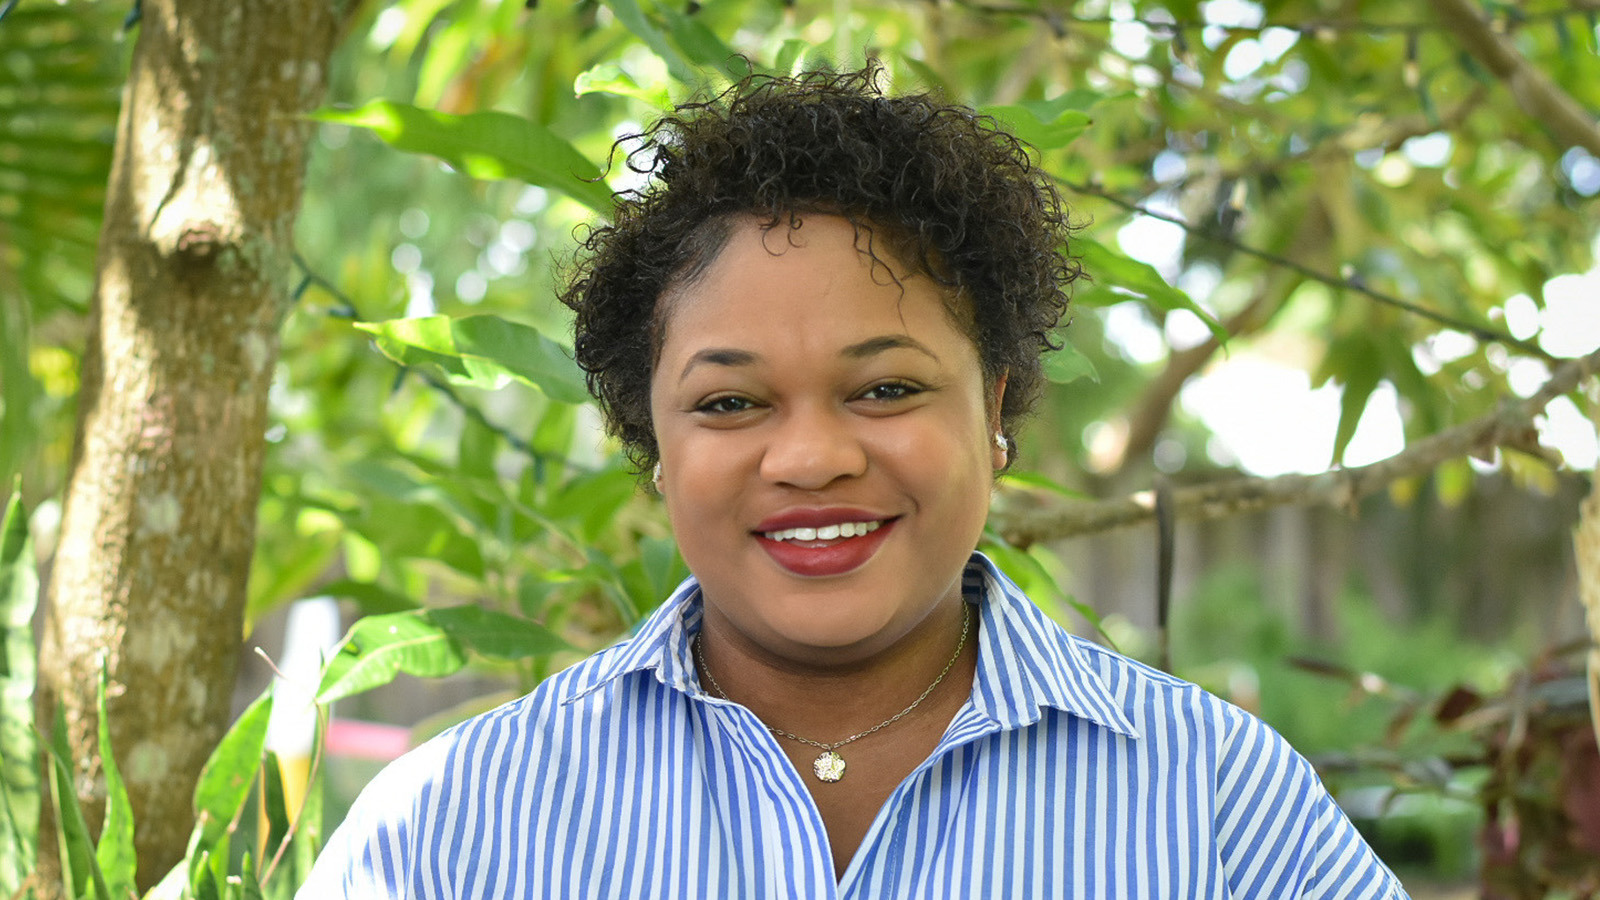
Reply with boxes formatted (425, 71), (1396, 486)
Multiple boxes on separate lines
(989, 372), (1009, 470)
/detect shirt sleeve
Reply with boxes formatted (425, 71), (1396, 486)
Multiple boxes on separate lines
(294, 739), (443, 900)
(1213, 710), (1411, 899)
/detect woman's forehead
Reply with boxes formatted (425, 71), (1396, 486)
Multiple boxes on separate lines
(652, 215), (983, 377)
(654, 212), (979, 351)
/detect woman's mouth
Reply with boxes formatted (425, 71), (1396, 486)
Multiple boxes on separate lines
(754, 517), (896, 576)
(760, 519), (885, 542)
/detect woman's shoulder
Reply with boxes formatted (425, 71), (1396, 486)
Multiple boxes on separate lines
(450, 635), (661, 735)
(316, 636), (667, 831)
(1056, 630), (1262, 748)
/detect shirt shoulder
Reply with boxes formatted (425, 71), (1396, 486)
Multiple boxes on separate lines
(1063, 632), (1246, 740)
(294, 640), (653, 900)
(1060, 636), (1409, 899)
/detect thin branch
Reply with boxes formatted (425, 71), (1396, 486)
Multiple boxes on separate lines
(289, 253), (597, 476)
(1428, 0), (1600, 158)
(996, 345), (1600, 547)
(1060, 177), (1558, 362)
(1211, 87), (1488, 185)
(413, 369), (599, 475)
(954, 0), (1600, 38)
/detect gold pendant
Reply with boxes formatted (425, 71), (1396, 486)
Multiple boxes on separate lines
(813, 751), (846, 782)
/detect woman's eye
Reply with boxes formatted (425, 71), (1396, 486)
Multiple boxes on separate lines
(695, 395), (755, 415)
(859, 381), (922, 401)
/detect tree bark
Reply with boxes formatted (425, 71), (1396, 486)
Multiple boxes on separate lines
(36, 1), (346, 890)
(1427, 0), (1600, 159)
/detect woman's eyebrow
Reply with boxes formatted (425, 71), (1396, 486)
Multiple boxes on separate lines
(842, 335), (939, 361)
(679, 348), (757, 382)
(678, 335), (937, 382)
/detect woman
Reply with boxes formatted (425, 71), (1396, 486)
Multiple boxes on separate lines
(301, 68), (1409, 898)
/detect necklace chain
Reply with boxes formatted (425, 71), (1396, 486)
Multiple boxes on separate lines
(694, 603), (971, 755)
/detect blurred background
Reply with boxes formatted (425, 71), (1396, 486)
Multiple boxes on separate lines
(3, 0), (1597, 895)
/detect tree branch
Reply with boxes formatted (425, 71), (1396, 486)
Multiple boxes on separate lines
(953, 0), (1600, 38)
(1060, 177), (1558, 362)
(1428, 0), (1600, 158)
(1114, 282), (1279, 469)
(996, 345), (1600, 547)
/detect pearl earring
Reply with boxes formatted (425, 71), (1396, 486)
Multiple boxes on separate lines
(993, 431), (1007, 451)
(652, 462), (663, 490)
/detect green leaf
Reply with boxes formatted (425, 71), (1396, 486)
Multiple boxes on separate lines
(45, 708), (111, 900)
(896, 53), (950, 93)
(457, 412), (499, 483)
(601, 0), (700, 84)
(355, 314), (590, 405)
(317, 612), (467, 704)
(94, 666), (136, 896)
(0, 486), (39, 896)
(428, 606), (571, 661)
(996, 470), (1089, 499)
(659, 5), (744, 79)
(309, 101), (614, 214)
(259, 751), (290, 871)
(1042, 341), (1099, 385)
(618, 535), (689, 615)
(582, 548), (644, 626)
(317, 580), (421, 615)
(979, 536), (1109, 645)
(638, 535), (688, 604)
(531, 402), (579, 486)
(1326, 337), (1384, 466)
(573, 63), (673, 110)
(239, 852), (265, 900)
(191, 850), (221, 900)
(1076, 238), (1227, 342)
(0, 293), (38, 490)
(545, 469), (639, 542)
(982, 99), (1092, 150)
(192, 688), (272, 850)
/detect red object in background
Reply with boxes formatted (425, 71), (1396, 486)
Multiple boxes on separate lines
(324, 718), (413, 762)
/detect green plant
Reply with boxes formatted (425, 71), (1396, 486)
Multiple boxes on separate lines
(1, 487), (327, 900)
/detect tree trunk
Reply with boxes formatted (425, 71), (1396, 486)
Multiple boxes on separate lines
(36, 1), (347, 890)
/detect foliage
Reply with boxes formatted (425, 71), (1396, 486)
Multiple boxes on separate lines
(1, 486), (40, 895)
(4, 0), (1599, 894)
(1145, 555), (1600, 888)
(0, 486), (328, 900)
(0, 1), (122, 495)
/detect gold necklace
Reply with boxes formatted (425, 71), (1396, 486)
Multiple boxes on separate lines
(694, 603), (971, 783)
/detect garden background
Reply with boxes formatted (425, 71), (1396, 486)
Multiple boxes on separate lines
(2, 0), (1598, 896)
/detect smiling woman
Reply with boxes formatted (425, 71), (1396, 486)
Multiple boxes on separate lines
(299, 68), (1411, 898)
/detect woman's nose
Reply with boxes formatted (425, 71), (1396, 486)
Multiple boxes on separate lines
(757, 405), (868, 490)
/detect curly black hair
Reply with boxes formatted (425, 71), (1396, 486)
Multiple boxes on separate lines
(560, 65), (1079, 474)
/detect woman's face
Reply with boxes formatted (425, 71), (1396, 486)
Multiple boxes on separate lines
(650, 214), (1006, 666)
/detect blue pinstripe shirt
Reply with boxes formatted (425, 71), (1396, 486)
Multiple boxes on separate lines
(301, 554), (1409, 898)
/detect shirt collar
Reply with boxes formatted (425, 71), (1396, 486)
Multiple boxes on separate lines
(563, 552), (1140, 740)
(561, 576), (706, 704)
(964, 552), (1139, 738)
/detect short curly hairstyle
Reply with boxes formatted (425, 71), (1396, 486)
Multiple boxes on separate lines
(560, 65), (1078, 474)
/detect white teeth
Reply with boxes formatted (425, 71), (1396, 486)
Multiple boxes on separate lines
(763, 520), (884, 542)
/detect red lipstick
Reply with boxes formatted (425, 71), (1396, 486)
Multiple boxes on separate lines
(753, 508), (897, 577)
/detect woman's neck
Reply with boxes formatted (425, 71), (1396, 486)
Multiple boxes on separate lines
(693, 595), (976, 745)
